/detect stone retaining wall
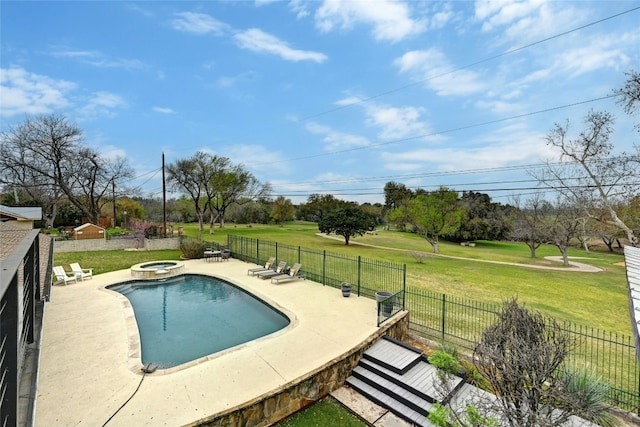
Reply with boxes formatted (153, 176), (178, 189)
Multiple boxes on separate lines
(187, 311), (409, 427)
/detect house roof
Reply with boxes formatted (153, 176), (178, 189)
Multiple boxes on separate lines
(625, 245), (640, 363)
(0, 204), (42, 221)
(73, 222), (105, 231)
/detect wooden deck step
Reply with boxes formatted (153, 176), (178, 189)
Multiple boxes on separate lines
(358, 358), (453, 404)
(346, 376), (435, 427)
(362, 336), (423, 374)
(351, 365), (435, 416)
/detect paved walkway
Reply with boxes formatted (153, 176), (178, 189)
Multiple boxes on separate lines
(318, 233), (603, 272)
(36, 258), (380, 426)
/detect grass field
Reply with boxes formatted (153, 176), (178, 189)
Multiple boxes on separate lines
(54, 221), (630, 335)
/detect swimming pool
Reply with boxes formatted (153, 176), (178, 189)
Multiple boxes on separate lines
(108, 274), (290, 369)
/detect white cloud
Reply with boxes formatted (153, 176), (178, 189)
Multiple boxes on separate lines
(475, 0), (580, 44)
(306, 121), (371, 151)
(171, 12), (230, 35)
(315, 0), (425, 42)
(552, 32), (636, 77)
(78, 91), (126, 119)
(289, 0), (311, 19)
(153, 106), (176, 114)
(381, 128), (554, 173)
(363, 104), (429, 140)
(226, 144), (288, 175)
(0, 67), (75, 117)
(394, 48), (485, 96)
(234, 29), (328, 63)
(50, 49), (146, 69)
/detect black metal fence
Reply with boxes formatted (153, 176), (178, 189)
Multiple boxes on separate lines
(406, 287), (640, 414)
(1, 229), (42, 426)
(226, 235), (407, 298)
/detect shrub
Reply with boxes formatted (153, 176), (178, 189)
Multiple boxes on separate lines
(179, 237), (208, 259)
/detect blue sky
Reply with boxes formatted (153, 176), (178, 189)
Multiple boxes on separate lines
(1, 1), (639, 204)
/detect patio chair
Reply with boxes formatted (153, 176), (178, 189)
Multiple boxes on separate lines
(53, 266), (78, 285)
(271, 263), (305, 284)
(70, 263), (93, 280)
(256, 261), (287, 279)
(248, 257), (276, 275)
(220, 249), (231, 261)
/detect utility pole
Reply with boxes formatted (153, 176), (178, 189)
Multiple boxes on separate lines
(162, 152), (167, 238)
(112, 181), (116, 227)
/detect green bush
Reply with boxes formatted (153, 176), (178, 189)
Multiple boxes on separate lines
(179, 237), (209, 259)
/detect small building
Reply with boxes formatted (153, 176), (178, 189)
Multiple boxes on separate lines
(73, 223), (106, 240)
(0, 204), (42, 230)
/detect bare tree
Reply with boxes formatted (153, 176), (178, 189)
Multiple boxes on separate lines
(537, 110), (639, 246)
(0, 114), (132, 224)
(547, 199), (583, 266)
(509, 194), (551, 258)
(614, 69), (640, 130)
(474, 299), (618, 427)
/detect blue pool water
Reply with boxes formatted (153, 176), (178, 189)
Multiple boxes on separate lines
(108, 275), (290, 368)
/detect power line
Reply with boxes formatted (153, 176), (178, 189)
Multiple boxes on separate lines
(269, 94), (618, 162)
(297, 6), (640, 121)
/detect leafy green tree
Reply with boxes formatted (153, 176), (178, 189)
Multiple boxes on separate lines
(297, 193), (351, 222)
(389, 187), (462, 253)
(318, 206), (376, 245)
(271, 196), (295, 224)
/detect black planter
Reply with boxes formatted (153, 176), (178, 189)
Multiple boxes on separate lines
(341, 283), (352, 297)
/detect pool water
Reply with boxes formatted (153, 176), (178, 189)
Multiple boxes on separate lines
(108, 275), (290, 368)
(140, 262), (177, 270)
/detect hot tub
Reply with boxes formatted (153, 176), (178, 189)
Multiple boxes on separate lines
(131, 261), (185, 279)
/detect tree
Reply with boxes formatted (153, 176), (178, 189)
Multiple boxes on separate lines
(473, 299), (617, 427)
(450, 191), (512, 242)
(166, 155), (209, 231)
(510, 194), (553, 258)
(0, 114), (132, 225)
(271, 196), (295, 224)
(389, 187), (462, 254)
(547, 199), (582, 266)
(537, 110), (639, 246)
(296, 193), (350, 222)
(383, 181), (413, 210)
(318, 206), (376, 245)
(209, 162), (270, 230)
(614, 69), (640, 130)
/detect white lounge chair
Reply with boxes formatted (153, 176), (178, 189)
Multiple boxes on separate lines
(271, 263), (305, 284)
(53, 266), (78, 285)
(70, 263), (93, 280)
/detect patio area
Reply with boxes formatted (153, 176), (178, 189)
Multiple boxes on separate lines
(35, 258), (396, 426)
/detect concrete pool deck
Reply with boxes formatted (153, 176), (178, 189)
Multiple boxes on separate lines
(35, 258), (387, 426)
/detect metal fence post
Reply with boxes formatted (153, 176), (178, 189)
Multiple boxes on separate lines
(441, 293), (446, 342)
(323, 250), (326, 286)
(402, 264), (406, 310)
(357, 256), (361, 296)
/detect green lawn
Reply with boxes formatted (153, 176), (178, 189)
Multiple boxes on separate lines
(54, 221), (630, 335)
(275, 397), (367, 427)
